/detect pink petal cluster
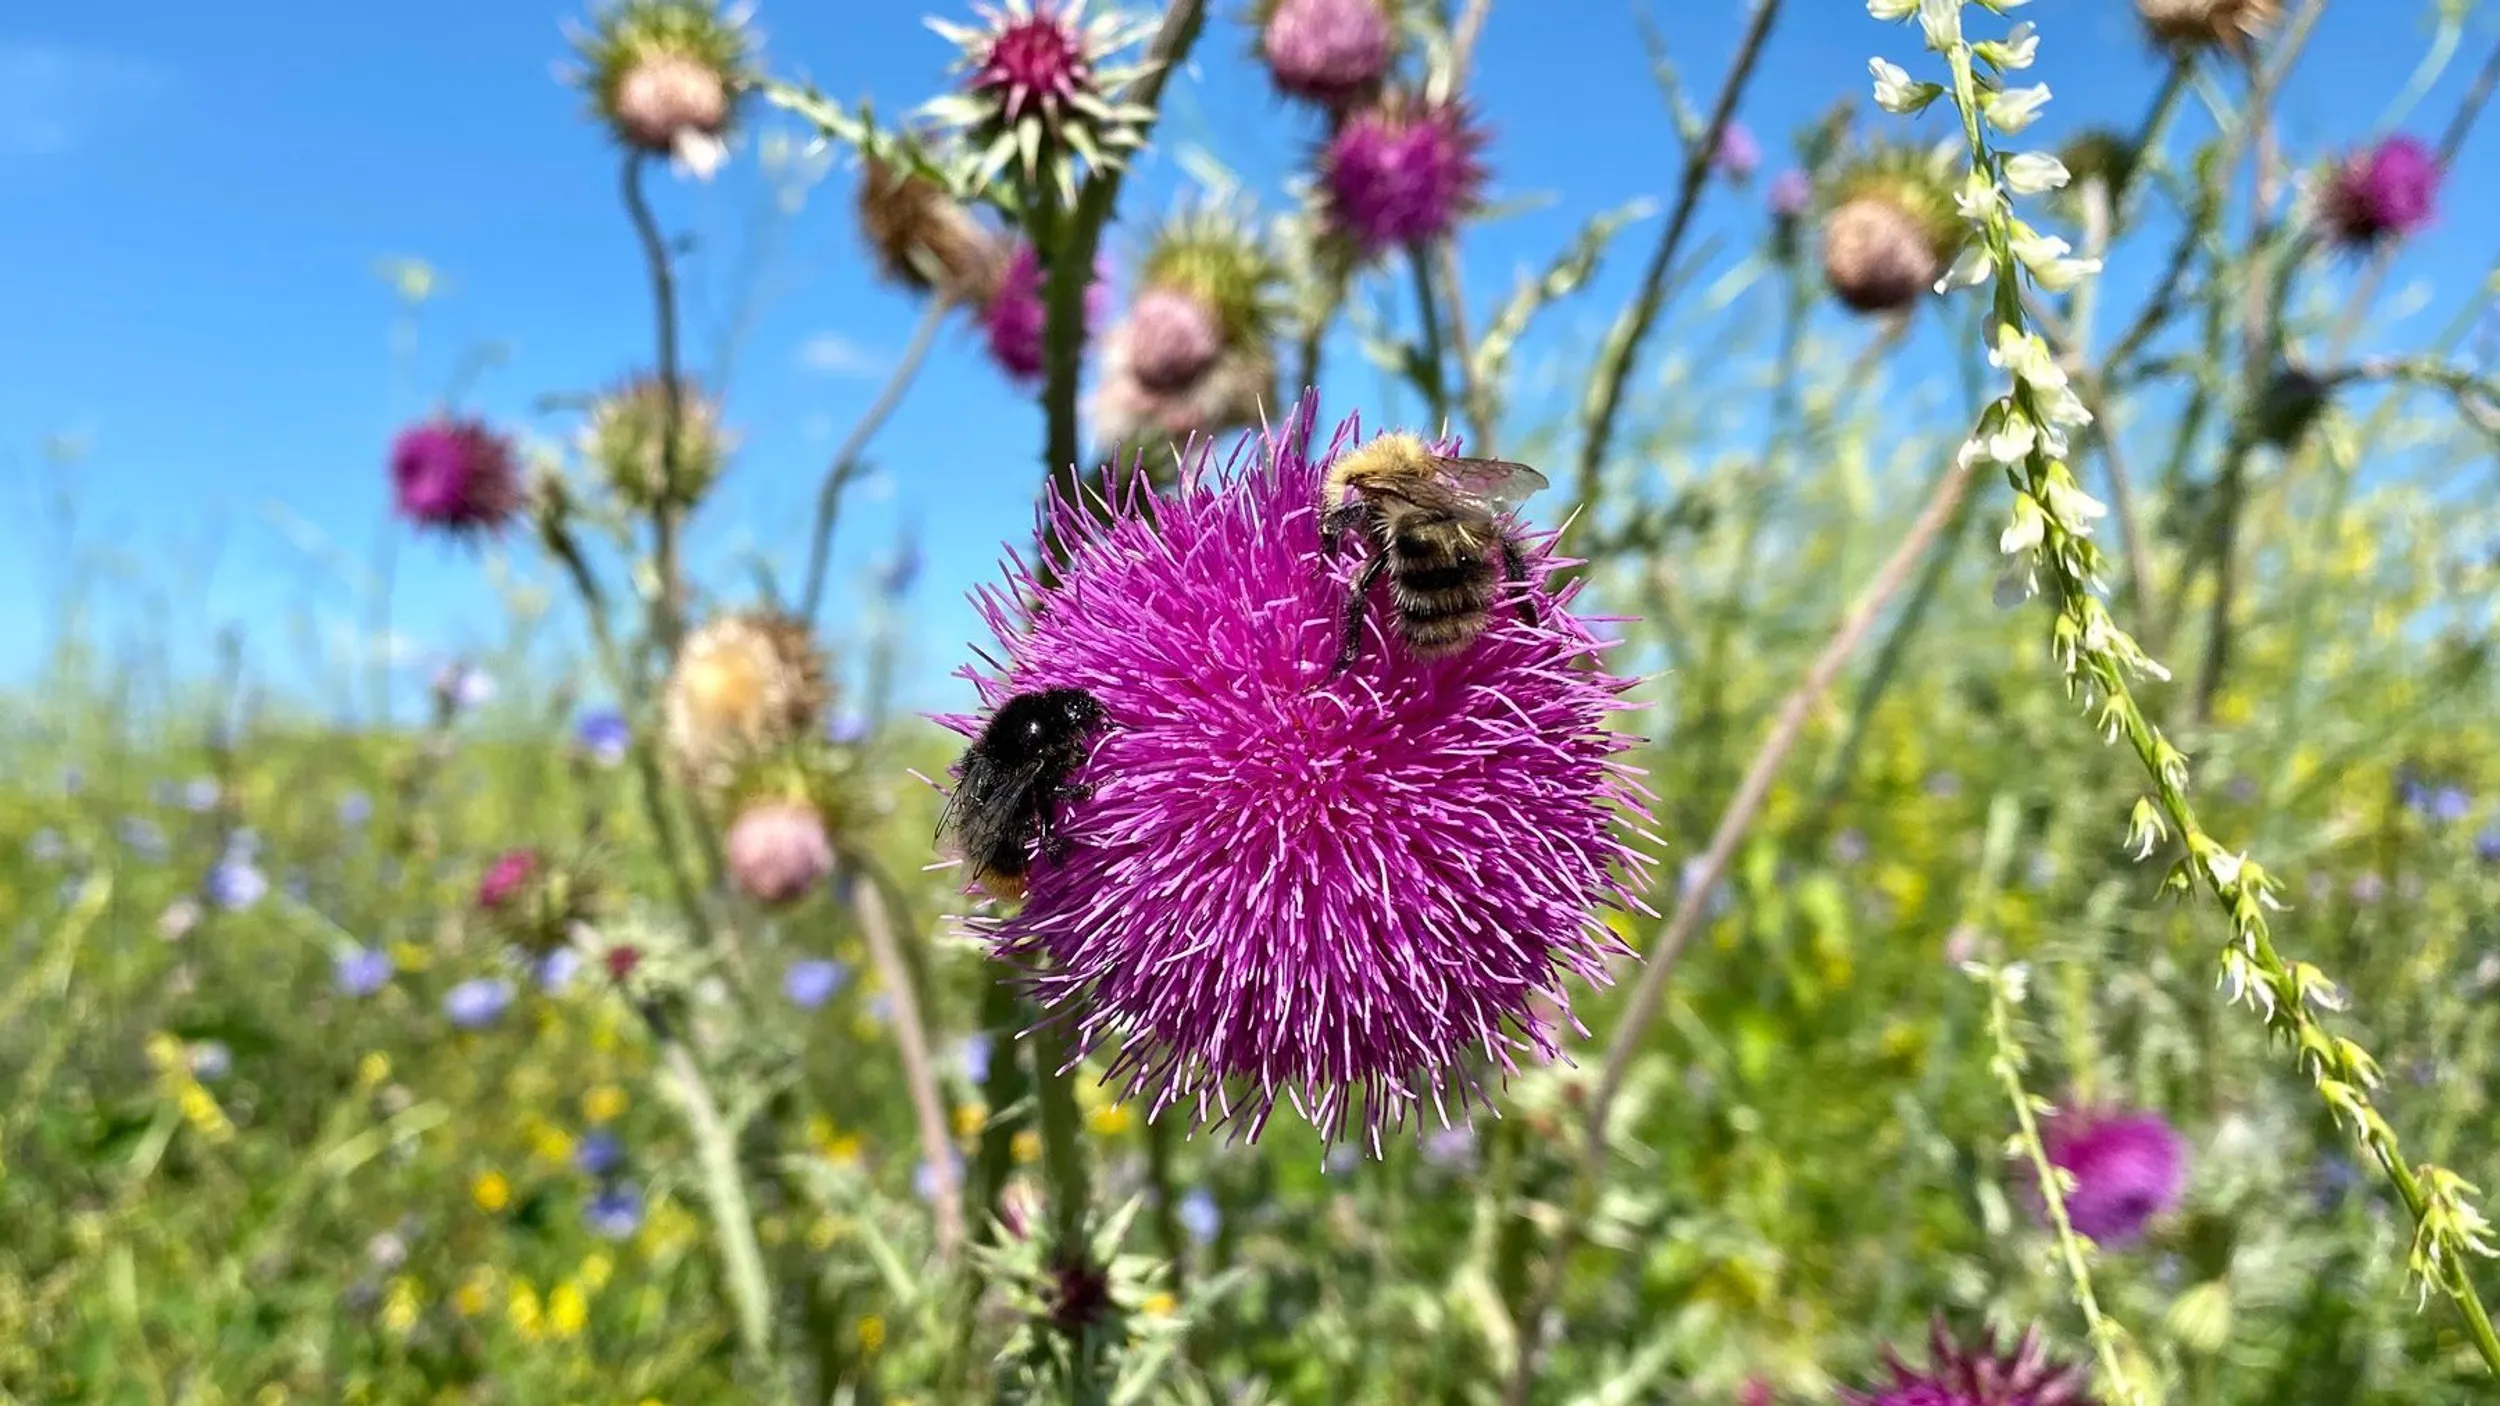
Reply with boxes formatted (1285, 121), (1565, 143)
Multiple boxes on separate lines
(971, 4), (1095, 133)
(2320, 134), (2439, 247)
(945, 397), (1651, 1145)
(1320, 98), (1488, 255)
(1260, 0), (1394, 109)
(390, 419), (522, 537)
(980, 242), (1108, 383)
(725, 800), (836, 908)
(476, 848), (540, 912)
(1122, 286), (1224, 393)
(2038, 1106), (2188, 1245)
(1842, 1321), (2094, 1406)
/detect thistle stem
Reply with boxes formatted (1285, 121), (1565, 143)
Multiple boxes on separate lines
(620, 153), (690, 655)
(851, 872), (965, 1260)
(797, 294), (951, 622)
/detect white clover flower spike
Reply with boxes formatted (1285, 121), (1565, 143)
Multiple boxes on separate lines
(1982, 83), (2052, 135)
(1866, 0), (1918, 20)
(1917, 0), (1963, 49)
(1869, 58), (1938, 114)
(2003, 152), (2070, 195)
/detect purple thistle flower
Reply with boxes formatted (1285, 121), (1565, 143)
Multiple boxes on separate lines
(1260, 0), (1394, 110)
(576, 708), (632, 766)
(783, 958), (848, 1011)
(945, 398), (1649, 1144)
(1714, 120), (1761, 184)
(334, 945), (394, 997)
(1842, 1320), (2094, 1406)
(979, 241), (1108, 383)
(443, 977), (516, 1030)
(1768, 168), (1813, 220)
(965, 3), (1097, 137)
(2320, 135), (2438, 248)
(1320, 96), (1490, 255)
(388, 418), (522, 537)
(584, 1181), (645, 1239)
(2038, 1106), (2188, 1246)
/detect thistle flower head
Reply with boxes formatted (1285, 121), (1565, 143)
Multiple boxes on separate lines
(580, 373), (731, 512)
(1714, 120), (1761, 184)
(1089, 335), (1274, 462)
(724, 797), (836, 907)
(2135, 0), (2279, 54)
(572, 0), (757, 175)
(924, 1), (1157, 200)
(1120, 286), (1224, 392)
(944, 398), (1649, 1144)
(2039, 1106), (2189, 1245)
(1320, 92), (1489, 256)
(1842, 1320), (2095, 1406)
(2056, 128), (2139, 198)
(1090, 206), (1285, 454)
(476, 847), (602, 953)
(979, 241), (1109, 382)
(856, 154), (1007, 303)
(390, 419), (523, 537)
(2319, 135), (2439, 248)
(663, 611), (833, 787)
(1255, 0), (1397, 110)
(477, 848), (541, 912)
(1821, 145), (1965, 315)
(1137, 203), (1285, 356)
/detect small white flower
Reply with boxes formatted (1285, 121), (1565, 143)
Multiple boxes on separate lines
(1918, 0), (1963, 49)
(672, 129), (730, 182)
(1984, 413), (2039, 464)
(1982, 82), (2052, 135)
(1976, 22), (2039, 70)
(2003, 151), (2070, 195)
(1955, 175), (2002, 222)
(1999, 494), (2046, 555)
(1988, 325), (2062, 389)
(1869, 58), (1939, 114)
(2012, 229), (2101, 292)
(2034, 382), (2095, 431)
(2042, 477), (2108, 532)
(1867, 0), (1919, 18)
(1936, 244), (1994, 294)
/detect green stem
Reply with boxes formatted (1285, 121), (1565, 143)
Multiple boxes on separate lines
(798, 294), (952, 622)
(620, 153), (689, 654)
(1032, 1019), (1092, 1253)
(661, 1033), (786, 1395)
(1407, 244), (1453, 429)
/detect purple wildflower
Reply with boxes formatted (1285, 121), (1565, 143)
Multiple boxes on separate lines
(336, 791), (373, 828)
(783, 958), (848, 1011)
(945, 399), (1648, 1144)
(1259, 0), (1394, 109)
(334, 945), (394, 997)
(116, 816), (168, 862)
(577, 709), (632, 766)
(476, 848), (539, 912)
(2320, 135), (2438, 248)
(182, 777), (222, 813)
(2476, 825), (2500, 864)
(538, 947), (582, 991)
(432, 660), (495, 713)
(576, 1130), (624, 1178)
(724, 800), (836, 908)
(584, 1181), (645, 1239)
(1714, 120), (1761, 184)
(205, 853), (269, 911)
(388, 419), (521, 537)
(2038, 1107), (2188, 1245)
(964, 2), (1097, 137)
(1843, 1320), (2093, 1406)
(827, 712), (873, 746)
(979, 241), (1107, 383)
(1768, 168), (1813, 220)
(1320, 96), (1490, 255)
(443, 978), (516, 1030)
(961, 1032), (994, 1083)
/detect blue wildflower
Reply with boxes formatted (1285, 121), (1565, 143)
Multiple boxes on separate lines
(335, 946), (394, 997)
(826, 712), (873, 746)
(189, 1041), (232, 1082)
(444, 978), (516, 1030)
(915, 1152), (964, 1203)
(1177, 1188), (1220, 1245)
(961, 1032), (994, 1084)
(117, 816), (168, 861)
(26, 829), (66, 865)
(584, 1182), (645, 1239)
(206, 855), (269, 911)
(182, 778), (222, 813)
(576, 1131), (624, 1178)
(2477, 825), (2500, 864)
(337, 792), (373, 828)
(432, 660), (495, 712)
(60, 765), (84, 795)
(783, 958), (847, 1011)
(1421, 1123), (1477, 1170)
(577, 709), (631, 766)
(538, 948), (582, 991)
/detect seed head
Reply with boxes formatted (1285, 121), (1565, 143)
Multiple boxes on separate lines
(1256, 0), (1396, 111)
(2136, 0), (2278, 54)
(1319, 94), (1489, 256)
(572, 1), (756, 174)
(663, 612), (833, 787)
(1844, 1320), (2095, 1405)
(856, 156), (1007, 304)
(724, 798), (836, 907)
(1820, 148), (1964, 315)
(946, 397), (1650, 1145)
(389, 419), (523, 537)
(580, 373), (731, 512)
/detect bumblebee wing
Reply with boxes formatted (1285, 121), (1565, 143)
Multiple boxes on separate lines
(1433, 456), (1549, 515)
(941, 754), (1059, 873)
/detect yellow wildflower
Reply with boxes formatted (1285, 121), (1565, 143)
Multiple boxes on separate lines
(583, 1085), (629, 1125)
(1011, 1129), (1042, 1164)
(953, 1102), (987, 1139)
(381, 1277), (421, 1336)
(579, 1252), (614, 1293)
(472, 1170), (512, 1214)
(824, 1134), (863, 1167)
(1142, 1292), (1178, 1318)
(389, 940), (432, 972)
(856, 1314), (886, 1355)
(548, 1281), (588, 1340)
(527, 1120), (576, 1166)
(178, 1083), (235, 1142)
(1087, 1102), (1134, 1137)
(508, 1278), (544, 1341)
(453, 1269), (495, 1318)
(357, 1052), (392, 1089)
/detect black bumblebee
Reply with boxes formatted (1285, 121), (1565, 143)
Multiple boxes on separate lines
(937, 687), (1108, 901)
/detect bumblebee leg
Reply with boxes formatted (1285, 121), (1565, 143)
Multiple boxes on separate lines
(1499, 536), (1538, 626)
(1320, 501), (1368, 556)
(1036, 800), (1068, 863)
(1330, 550), (1392, 678)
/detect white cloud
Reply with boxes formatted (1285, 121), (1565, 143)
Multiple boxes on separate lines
(796, 332), (886, 379)
(0, 43), (166, 159)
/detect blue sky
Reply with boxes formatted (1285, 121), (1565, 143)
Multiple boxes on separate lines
(3, 0), (2492, 721)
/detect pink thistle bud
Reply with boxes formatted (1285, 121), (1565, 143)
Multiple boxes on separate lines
(724, 799), (836, 908)
(476, 848), (540, 912)
(1259, 0), (1394, 110)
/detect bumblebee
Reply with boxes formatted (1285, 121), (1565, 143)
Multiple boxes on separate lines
(1319, 432), (1549, 675)
(937, 687), (1107, 902)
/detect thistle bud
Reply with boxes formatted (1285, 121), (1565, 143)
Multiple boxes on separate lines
(1820, 148), (1964, 315)
(856, 156), (1006, 305)
(724, 798), (836, 907)
(663, 611), (832, 787)
(2136, 0), (2279, 54)
(572, 1), (757, 178)
(580, 373), (730, 512)
(1256, 0), (1396, 111)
